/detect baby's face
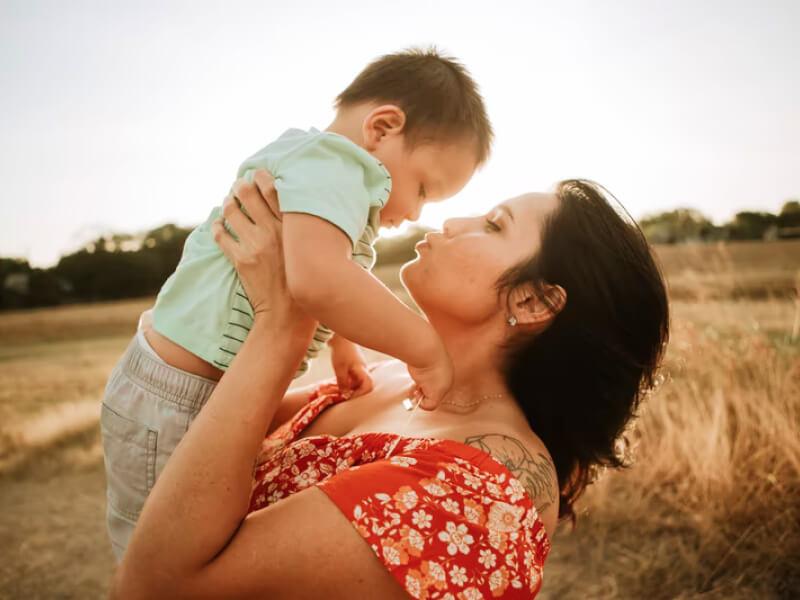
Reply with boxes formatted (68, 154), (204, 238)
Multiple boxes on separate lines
(373, 137), (478, 228)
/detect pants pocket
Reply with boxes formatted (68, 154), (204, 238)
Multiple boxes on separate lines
(100, 402), (158, 522)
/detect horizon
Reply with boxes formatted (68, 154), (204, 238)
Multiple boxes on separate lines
(2, 0), (798, 268)
(2, 200), (798, 269)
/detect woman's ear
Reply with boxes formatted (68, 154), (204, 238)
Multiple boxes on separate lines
(508, 283), (567, 327)
(362, 104), (406, 151)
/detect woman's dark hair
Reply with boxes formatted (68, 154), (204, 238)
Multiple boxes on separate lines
(498, 180), (670, 522)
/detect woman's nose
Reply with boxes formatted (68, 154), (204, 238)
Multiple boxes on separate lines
(442, 217), (468, 237)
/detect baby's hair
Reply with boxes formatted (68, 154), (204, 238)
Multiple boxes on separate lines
(335, 47), (493, 165)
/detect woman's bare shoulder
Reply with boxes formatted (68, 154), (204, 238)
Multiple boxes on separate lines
(461, 428), (559, 535)
(369, 360), (559, 532)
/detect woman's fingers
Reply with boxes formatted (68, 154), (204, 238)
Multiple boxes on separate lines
(229, 175), (283, 255)
(252, 170), (283, 222)
(211, 217), (241, 263)
(230, 180), (257, 224)
(221, 194), (256, 246)
(233, 171), (281, 226)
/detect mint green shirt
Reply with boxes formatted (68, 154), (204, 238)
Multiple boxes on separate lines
(152, 128), (391, 376)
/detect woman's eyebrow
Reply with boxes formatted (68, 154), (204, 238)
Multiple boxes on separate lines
(498, 205), (515, 222)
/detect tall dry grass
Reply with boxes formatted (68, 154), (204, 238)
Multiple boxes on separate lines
(1, 243), (799, 598)
(541, 300), (800, 598)
(655, 240), (800, 301)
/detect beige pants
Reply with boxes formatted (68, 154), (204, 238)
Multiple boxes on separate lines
(99, 330), (217, 561)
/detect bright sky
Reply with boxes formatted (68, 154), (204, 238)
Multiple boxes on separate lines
(1, 0), (798, 267)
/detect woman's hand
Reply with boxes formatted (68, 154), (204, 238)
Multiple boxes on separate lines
(115, 169), (319, 599)
(212, 169), (307, 329)
(114, 167), (433, 599)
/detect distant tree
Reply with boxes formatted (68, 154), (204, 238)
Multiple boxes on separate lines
(143, 224), (189, 249)
(141, 224), (191, 283)
(778, 200), (800, 229)
(727, 211), (778, 240)
(0, 257), (30, 279)
(27, 268), (68, 307)
(51, 224), (192, 303)
(54, 240), (154, 301)
(0, 258), (71, 309)
(780, 200), (800, 214)
(1, 258), (33, 309)
(639, 209), (716, 244)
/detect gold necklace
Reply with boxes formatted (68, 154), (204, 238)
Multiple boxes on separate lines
(401, 392), (505, 411)
(387, 391), (506, 460)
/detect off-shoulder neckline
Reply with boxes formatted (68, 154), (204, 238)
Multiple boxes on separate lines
(291, 429), (552, 548)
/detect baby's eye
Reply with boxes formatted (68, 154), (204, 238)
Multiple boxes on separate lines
(484, 219), (501, 232)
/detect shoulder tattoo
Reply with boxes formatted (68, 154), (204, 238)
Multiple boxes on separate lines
(463, 433), (558, 514)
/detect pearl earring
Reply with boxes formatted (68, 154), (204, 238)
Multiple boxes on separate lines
(507, 315), (518, 327)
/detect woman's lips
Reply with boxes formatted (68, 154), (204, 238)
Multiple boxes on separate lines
(425, 232), (444, 245)
(416, 231), (442, 252)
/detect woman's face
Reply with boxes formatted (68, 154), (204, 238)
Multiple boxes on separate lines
(401, 192), (560, 325)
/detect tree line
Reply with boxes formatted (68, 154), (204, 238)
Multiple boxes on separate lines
(0, 224), (429, 311)
(640, 200), (800, 244)
(2, 201), (798, 311)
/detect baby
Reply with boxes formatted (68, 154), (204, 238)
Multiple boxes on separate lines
(100, 48), (493, 560)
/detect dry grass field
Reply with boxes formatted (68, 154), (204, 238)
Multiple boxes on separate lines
(1, 241), (798, 599)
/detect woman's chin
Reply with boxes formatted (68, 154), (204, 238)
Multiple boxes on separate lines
(398, 260), (413, 286)
(399, 259), (422, 301)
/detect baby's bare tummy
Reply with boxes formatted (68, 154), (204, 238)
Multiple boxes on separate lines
(144, 325), (224, 381)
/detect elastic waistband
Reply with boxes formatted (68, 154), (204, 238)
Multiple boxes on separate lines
(119, 333), (217, 413)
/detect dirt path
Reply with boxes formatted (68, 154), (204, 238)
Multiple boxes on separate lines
(0, 430), (114, 599)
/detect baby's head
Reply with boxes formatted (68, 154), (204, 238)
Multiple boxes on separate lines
(334, 47), (493, 227)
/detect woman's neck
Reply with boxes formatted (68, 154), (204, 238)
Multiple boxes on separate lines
(429, 315), (523, 420)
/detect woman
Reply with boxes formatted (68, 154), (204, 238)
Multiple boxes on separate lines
(111, 171), (669, 599)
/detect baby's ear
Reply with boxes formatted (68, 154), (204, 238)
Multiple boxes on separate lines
(362, 104), (406, 150)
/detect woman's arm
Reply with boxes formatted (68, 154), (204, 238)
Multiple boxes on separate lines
(115, 315), (312, 570)
(111, 171), (315, 592)
(265, 381), (323, 435)
(112, 171), (407, 600)
(116, 307), (409, 599)
(139, 306), (318, 435)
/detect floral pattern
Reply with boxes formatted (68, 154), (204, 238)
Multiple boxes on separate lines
(248, 384), (551, 598)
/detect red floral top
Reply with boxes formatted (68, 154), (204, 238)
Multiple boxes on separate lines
(248, 384), (551, 598)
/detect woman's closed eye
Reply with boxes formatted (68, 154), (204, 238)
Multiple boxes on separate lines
(419, 184), (427, 199)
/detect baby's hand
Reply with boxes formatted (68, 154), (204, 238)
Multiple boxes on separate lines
(406, 342), (454, 410)
(329, 335), (374, 398)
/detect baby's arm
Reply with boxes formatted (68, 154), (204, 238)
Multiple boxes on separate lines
(283, 213), (444, 374)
